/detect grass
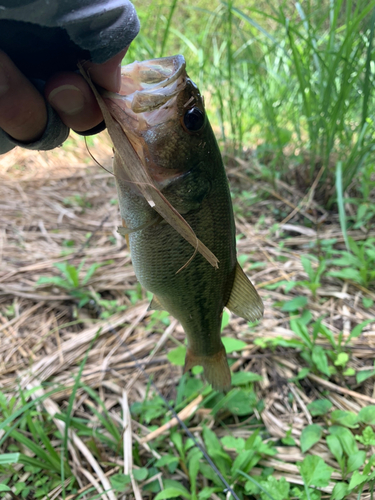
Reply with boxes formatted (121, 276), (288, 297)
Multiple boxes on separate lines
(129, 0), (375, 206)
(1, 1), (375, 499)
(1, 140), (375, 499)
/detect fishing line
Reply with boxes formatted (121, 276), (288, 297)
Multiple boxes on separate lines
(91, 302), (240, 500)
(84, 136), (114, 176)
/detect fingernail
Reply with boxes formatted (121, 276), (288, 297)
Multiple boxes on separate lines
(0, 63), (9, 97)
(48, 85), (85, 115)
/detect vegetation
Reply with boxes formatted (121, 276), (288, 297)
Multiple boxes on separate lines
(130, 0), (375, 205)
(1, 1), (375, 499)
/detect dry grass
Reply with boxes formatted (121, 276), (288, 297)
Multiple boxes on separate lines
(1, 132), (375, 499)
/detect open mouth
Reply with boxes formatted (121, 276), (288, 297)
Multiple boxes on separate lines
(102, 55), (187, 131)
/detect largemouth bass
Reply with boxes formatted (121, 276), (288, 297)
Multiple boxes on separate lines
(105, 55), (263, 391)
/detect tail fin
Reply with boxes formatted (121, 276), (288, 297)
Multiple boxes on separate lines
(184, 346), (231, 392)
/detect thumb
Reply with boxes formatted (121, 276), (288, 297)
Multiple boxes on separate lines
(83, 47), (129, 93)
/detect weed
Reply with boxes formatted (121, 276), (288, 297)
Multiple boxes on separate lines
(36, 259), (113, 308)
(328, 237), (375, 287)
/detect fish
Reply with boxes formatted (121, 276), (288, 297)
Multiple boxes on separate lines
(104, 55), (264, 391)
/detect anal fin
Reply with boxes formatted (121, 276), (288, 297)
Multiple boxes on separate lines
(148, 294), (165, 311)
(226, 262), (264, 322)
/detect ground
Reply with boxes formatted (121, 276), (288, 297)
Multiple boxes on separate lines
(1, 132), (375, 499)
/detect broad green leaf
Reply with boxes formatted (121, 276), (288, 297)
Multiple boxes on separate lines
(356, 426), (375, 446)
(346, 451), (366, 473)
(82, 261), (112, 285)
(110, 473), (131, 492)
(167, 346), (186, 366)
(343, 367), (355, 376)
(334, 352), (349, 367)
(300, 424), (323, 453)
(312, 345), (330, 376)
(307, 399), (332, 416)
(358, 405), (375, 425)
(55, 262), (79, 288)
(224, 389), (256, 416)
(0, 485), (11, 492)
(329, 426), (358, 455)
(281, 436), (296, 446)
(348, 470), (367, 490)
(155, 455), (179, 472)
(245, 429), (260, 450)
(290, 319), (312, 348)
(281, 296), (308, 311)
(290, 367), (310, 381)
(301, 255), (313, 280)
(356, 369), (375, 384)
(199, 463), (222, 487)
(231, 449), (258, 477)
(198, 487), (220, 499)
(154, 487), (191, 500)
(222, 337), (247, 353)
(363, 297), (374, 308)
(259, 476), (290, 500)
(171, 433), (183, 456)
(231, 371), (263, 385)
(329, 269), (362, 281)
(221, 436), (245, 453)
(188, 450), (202, 492)
(298, 455), (333, 487)
(221, 309), (231, 331)
(331, 482), (349, 500)
(347, 319), (375, 343)
(133, 467), (148, 481)
(202, 426), (230, 475)
(331, 410), (358, 428)
(316, 323), (336, 349)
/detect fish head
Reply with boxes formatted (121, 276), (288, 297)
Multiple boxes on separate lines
(103, 55), (216, 188)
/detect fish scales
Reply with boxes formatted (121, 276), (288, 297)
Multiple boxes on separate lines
(107, 55), (263, 391)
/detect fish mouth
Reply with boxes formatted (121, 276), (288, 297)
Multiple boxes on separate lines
(102, 55), (187, 132)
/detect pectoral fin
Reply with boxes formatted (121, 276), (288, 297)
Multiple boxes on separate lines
(119, 219), (130, 247)
(226, 262), (264, 322)
(148, 294), (165, 311)
(118, 215), (162, 240)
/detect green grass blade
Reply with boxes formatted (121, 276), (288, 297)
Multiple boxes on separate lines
(335, 161), (350, 252)
(61, 328), (101, 494)
(361, 7), (375, 127)
(159, 0), (179, 57)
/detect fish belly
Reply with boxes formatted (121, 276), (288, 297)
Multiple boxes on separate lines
(117, 173), (236, 358)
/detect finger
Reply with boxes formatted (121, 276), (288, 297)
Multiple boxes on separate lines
(83, 47), (129, 92)
(45, 72), (103, 132)
(0, 49), (47, 142)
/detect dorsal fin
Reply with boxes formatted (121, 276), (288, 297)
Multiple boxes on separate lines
(226, 262), (264, 322)
(148, 294), (165, 311)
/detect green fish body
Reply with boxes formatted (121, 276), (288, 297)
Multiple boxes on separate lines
(107, 55), (263, 391)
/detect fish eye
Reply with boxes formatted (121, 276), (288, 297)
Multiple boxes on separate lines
(183, 107), (205, 132)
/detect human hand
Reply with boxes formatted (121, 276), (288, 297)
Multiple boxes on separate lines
(0, 47), (128, 143)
